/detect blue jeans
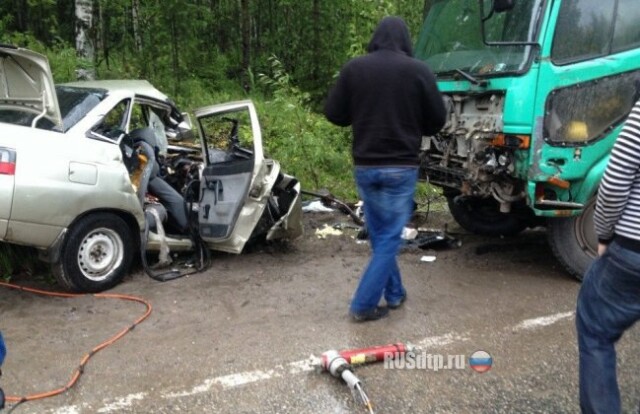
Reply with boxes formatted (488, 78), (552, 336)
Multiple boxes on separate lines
(0, 331), (5, 366)
(350, 166), (418, 313)
(576, 240), (640, 414)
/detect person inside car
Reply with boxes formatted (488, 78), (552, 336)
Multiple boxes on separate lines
(130, 127), (189, 234)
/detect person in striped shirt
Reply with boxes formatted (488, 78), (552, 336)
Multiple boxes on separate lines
(576, 98), (640, 414)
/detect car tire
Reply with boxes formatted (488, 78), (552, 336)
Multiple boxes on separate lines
(446, 195), (529, 237)
(53, 213), (134, 292)
(547, 196), (598, 281)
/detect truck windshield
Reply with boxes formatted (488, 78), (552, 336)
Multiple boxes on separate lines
(415, 0), (544, 77)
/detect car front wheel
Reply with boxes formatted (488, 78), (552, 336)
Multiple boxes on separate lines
(54, 213), (134, 292)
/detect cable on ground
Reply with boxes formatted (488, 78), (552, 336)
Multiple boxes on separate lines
(0, 281), (152, 412)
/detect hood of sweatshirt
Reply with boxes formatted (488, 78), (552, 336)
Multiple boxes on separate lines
(367, 16), (413, 57)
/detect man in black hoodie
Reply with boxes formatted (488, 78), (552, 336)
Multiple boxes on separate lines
(325, 16), (446, 322)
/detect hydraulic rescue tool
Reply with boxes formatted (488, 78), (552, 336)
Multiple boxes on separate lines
(336, 343), (415, 366)
(320, 342), (415, 414)
(321, 350), (374, 414)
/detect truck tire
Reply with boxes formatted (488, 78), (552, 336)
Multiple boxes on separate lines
(547, 197), (598, 281)
(446, 195), (529, 236)
(54, 213), (134, 292)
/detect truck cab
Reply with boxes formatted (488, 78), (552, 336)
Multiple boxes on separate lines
(415, 0), (640, 278)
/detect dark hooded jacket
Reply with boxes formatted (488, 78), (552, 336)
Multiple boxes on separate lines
(324, 16), (446, 166)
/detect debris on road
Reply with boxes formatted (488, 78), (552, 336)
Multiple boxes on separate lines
(314, 224), (344, 239)
(402, 227), (418, 240)
(302, 200), (335, 213)
(301, 189), (364, 226)
(410, 227), (462, 250)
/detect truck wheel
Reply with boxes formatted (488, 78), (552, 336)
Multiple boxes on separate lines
(446, 195), (529, 236)
(54, 213), (134, 292)
(547, 197), (598, 281)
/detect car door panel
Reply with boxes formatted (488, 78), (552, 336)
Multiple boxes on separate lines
(194, 101), (266, 250)
(199, 159), (253, 239)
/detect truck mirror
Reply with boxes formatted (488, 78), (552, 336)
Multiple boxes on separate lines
(493, 0), (514, 12)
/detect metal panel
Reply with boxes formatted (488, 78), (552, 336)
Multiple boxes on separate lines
(0, 147), (16, 238)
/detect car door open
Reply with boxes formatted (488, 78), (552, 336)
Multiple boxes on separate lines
(195, 101), (264, 243)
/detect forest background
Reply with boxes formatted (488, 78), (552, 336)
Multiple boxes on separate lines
(0, 0), (442, 276)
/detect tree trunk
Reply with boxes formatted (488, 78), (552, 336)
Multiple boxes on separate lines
(16, 0), (28, 32)
(240, 0), (250, 91)
(311, 0), (320, 82)
(131, 0), (143, 52)
(75, 0), (96, 80)
(96, 1), (107, 68)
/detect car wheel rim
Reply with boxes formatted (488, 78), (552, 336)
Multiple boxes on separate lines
(575, 198), (597, 258)
(77, 228), (124, 282)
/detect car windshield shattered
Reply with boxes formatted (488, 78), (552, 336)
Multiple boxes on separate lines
(414, 0), (544, 77)
(0, 86), (105, 132)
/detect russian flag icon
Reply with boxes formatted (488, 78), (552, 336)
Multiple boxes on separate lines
(469, 350), (492, 373)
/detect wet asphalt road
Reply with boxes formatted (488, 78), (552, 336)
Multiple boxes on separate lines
(1, 214), (639, 414)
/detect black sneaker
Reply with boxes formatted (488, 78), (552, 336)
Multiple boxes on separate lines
(351, 306), (390, 322)
(387, 293), (407, 310)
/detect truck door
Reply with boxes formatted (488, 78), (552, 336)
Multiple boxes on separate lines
(533, 0), (640, 197)
(0, 147), (16, 239)
(195, 101), (267, 248)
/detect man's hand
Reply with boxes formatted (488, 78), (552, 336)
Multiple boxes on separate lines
(598, 243), (608, 256)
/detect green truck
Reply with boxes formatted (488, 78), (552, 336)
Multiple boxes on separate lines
(415, 0), (640, 279)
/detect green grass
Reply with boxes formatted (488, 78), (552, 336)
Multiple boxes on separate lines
(0, 243), (43, 282)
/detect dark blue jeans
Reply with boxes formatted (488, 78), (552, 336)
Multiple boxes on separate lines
(576, 240), (640, 414)
(350, 166), (418, 314)
(0, 331), (5, 366)
(0, 331), (5, 409)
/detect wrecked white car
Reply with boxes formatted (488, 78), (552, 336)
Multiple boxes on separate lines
(0, 45), (302, 292)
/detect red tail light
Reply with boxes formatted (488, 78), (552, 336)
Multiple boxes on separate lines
(0, 147), (16, 175)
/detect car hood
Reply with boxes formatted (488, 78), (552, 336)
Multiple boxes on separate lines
(0, 45), (62, 128)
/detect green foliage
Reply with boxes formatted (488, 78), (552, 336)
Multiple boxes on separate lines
(50, 47), (83, 83)
(0, 244), (42, 282)
(0, 245), (13, 280)
(415, 181), (447, 212)
(0, 0), (429, 106)
(257, 57), (356, 199)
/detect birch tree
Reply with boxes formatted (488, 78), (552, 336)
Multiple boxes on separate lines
(75, 0), (95, 80)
